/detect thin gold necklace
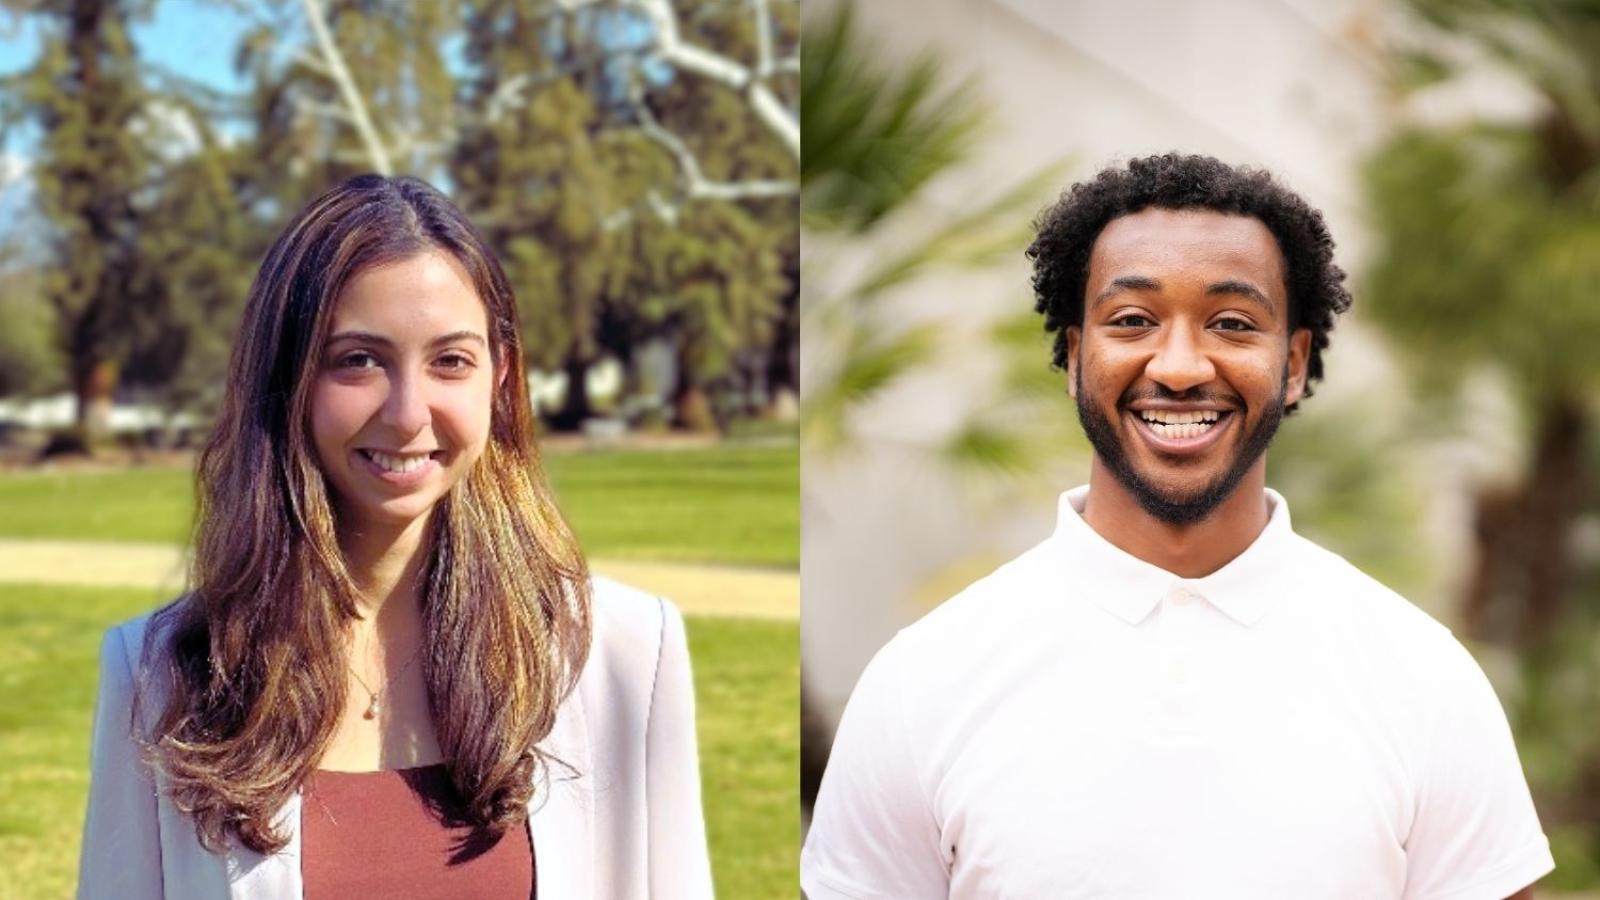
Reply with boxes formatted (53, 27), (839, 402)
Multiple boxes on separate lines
(348, 645), (422, 720)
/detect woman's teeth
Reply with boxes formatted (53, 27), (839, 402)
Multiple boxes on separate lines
(364, 450), (433, 473)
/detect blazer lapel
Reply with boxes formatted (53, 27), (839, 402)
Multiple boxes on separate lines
(530, 686), (594, 899)
(227, 791), (303, 898)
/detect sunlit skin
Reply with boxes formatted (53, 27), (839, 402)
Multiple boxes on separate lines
(1065, 208), (1310, 578)
(309, 250), (501, 770)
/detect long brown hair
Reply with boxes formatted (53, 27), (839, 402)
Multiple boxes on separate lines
(138, 175), (592, 854)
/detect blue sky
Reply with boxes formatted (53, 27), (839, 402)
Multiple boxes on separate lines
(1, 0), (255, 161)
(0, 1), (252, 90)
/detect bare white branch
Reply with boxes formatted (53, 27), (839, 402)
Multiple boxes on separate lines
(747, 83), (798, 157)
(647, 190), (680, 226)
(630, 82), (796, 201)
(298, 0), (393, 174)
(751, 0), (774, 78)
(627, 0), (799, 160)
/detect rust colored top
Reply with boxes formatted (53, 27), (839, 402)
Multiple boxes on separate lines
(301, 764), (534, 900)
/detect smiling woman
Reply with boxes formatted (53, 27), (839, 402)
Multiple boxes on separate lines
(76, 175), (714, 899)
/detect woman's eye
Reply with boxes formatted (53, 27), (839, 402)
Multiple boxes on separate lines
(1213, 318), (1254, 332)
(1110, 315), (1154, 328)
(337, 351), (379, 369)
(435, 353), (475, 371)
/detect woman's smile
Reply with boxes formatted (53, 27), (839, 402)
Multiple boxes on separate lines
(355, 448), (445, 486)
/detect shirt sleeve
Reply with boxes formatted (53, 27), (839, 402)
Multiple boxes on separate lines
(1401, 638), (1554, 900)
(645, 597), (716, 900)
(802, 639), (949, 900)
(78, 626), (164, 900)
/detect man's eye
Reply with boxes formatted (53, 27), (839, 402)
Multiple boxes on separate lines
(1213, 318), (1254, 332)
(1109, 315), (1154, 328)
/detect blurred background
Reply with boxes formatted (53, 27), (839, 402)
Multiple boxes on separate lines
(801, 0), (1600, 890)
(0, 1), (797, 897)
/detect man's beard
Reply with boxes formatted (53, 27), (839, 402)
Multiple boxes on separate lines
(1075, 367), (1287, 525)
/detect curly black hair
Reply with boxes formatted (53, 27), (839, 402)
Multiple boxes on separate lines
(1026, 153), (1351, 412)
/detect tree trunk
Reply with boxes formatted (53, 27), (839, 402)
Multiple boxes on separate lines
(764, 302), (798, 419)
(549, 355), (592, 432)
(674, 381), (717, 433)
(1461, 398), (1589, 649)
(74, 356), (118, 449)
(672, 345), (718, 433)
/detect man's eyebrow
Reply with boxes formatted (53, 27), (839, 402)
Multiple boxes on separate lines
(326, 330), (488, 348)
(1205, 280), (1275, 314)
(1091, 275), (1162, 308)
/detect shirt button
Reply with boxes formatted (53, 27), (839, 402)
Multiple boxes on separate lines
(1169, 586), (1194, 606)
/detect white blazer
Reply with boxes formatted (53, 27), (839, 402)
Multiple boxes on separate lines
(77, 577), (716, 899)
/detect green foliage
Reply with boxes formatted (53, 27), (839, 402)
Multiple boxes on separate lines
(800, 1), (1071, 474)
(3, 0), (797, 431)
(5, 0), (155, 430)
(0, 0), (257, 422)
(802, 323), (938, 453)
(799, 1), (982, 233)
(1268, 406), (1434, 601)
(1363, 125), (1600, 405)
(1367, 2), (1600, 881)
(939, 311), (1085, 481)
(0, 584), (798, 899)
(0, 269), (63, 397)
(453, 0), (798, 422)
(1403, 0), (1600, 159)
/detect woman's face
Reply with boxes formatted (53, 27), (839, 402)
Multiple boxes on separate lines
(310, 250), (498, 532)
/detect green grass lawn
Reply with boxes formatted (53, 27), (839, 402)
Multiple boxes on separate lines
(0, 443), (798, 567)
(0, 583), (798, 899)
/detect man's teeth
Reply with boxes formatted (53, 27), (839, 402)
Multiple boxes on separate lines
(365, 450), (433, 473)
(1137, 410), (1223, 440)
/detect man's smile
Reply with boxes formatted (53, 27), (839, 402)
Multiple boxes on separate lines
(1125, 406), (1236, 457)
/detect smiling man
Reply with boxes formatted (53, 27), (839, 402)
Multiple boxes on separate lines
(801, 155), (1554, 899)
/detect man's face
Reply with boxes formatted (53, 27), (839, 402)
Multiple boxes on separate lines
(1066, 208), (1311, 524)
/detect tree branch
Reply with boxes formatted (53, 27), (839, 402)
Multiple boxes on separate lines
(298, 0), (393, 174)
(630, 82), (796, 202)
(628, 0), (798, 160)
(752, 0), (774, 78)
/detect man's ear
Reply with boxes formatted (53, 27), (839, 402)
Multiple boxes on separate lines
(1285, 327), (1311, 406)
(1065, 326), (1082, 399)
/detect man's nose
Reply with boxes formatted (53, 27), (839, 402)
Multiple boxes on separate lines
(1144, 327), (1216, 393)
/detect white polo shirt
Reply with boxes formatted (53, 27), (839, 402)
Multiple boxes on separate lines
(803, 486), (1554, 900)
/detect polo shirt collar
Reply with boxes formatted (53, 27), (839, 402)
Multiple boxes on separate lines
(1050, 484), (1298, 627)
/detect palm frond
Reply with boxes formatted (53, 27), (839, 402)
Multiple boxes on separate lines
(802, 323), (939, 452)
(800, 2), (985, 233)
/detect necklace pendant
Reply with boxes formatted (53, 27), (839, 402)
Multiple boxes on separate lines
(364, 696), (380, 719)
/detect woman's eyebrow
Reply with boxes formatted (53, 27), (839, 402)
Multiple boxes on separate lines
(327, 330), (488, 348)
